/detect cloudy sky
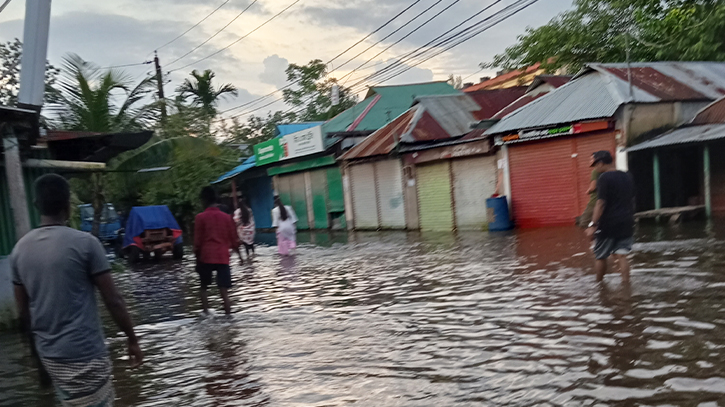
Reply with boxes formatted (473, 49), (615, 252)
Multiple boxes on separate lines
(0, 0), (572, 119)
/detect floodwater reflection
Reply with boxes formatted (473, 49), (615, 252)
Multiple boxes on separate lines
(2, 223), (725, 406)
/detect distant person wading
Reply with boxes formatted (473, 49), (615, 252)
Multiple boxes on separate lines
(585, 151), (636, 283)
(272, 195), (298, 256)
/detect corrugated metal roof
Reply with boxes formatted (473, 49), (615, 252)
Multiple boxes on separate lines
(486, 62), (725, 136)
(276, 122), (325, 137)
(338, 109), (416, 160)
(466, 87), (528, 120)
(463, 63), (543, 92)
(692, 96), (725, 124)
(627, 124), (725, 152)
(322, 81), (459, 134)
(486, 73), (621, 134)
(589, 62), (725, 100)
(213, 155), (256, 184)
(409, 94), (481, 140)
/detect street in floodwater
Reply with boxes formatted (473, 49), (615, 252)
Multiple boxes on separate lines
(3, 224), (725, 406)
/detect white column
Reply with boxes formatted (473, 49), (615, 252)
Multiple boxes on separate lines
(18, 0), (52, 107)
(4, 137), (31, 238)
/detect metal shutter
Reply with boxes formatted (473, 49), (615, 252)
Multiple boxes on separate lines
(452, 156), (497, 230)
(350, 163), (379, 229)
(508, 132), (617, 228)
(287, 172), (309, 230)
(509, 137), (577, 228)
(417, 161), (454, 231)
(375, 159), (406, 229)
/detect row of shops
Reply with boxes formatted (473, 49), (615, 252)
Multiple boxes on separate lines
(216, 62), (725, 231)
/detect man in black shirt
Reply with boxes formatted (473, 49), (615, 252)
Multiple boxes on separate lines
(585, 151), (635, 283)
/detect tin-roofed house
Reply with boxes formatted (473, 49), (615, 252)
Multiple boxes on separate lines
(485, 62), (725, 228)
(339, 87), (531, 231)
(627, 96), (725, 221)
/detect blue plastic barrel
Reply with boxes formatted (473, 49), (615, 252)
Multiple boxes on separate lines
(486, 196), (513, 231)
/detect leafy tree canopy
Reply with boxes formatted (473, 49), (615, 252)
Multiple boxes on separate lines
(0, 38), (60, 107)
(282, 59), (358, 122)
(486, 0), (725, 73)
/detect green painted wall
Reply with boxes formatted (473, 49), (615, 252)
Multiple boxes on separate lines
(310, 169), (328, 229)
(417, 162), (454, 231)
(0, 165), (47, 256)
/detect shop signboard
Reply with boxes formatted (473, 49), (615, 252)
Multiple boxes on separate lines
(254, 125), (325, 165)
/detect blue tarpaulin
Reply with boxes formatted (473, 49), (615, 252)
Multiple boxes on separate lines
(123, 205), (182, 248)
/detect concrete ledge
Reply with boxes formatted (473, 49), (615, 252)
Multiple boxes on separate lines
(0, 257), (17, 330)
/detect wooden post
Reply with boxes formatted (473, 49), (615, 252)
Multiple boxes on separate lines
(231, 180), (238, 210)
(653, 151), (662, 210)
(704, 145), (712, 218)
(3, 136), (31, 238)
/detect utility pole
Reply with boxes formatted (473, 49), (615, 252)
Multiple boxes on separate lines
(7, 0), (52, 239)
(154, 52), (167, 124)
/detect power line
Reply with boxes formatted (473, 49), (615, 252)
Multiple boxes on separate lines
(166, 0), (258, 68)
(169, 0), (301, 73)
(345, 0), (530, 93)
(334, 0), (448, 81)
(155, 0), (232, 52)
(216, 0), (426, 116)
(339, 0), (464, 85)
(218, 0), (460, 119)
(360, 0), (540, 89)
(351, 0), (505, 87)
(98, 61), (154, 70)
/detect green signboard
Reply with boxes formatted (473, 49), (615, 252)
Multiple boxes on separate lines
(254, 139), (283, 166)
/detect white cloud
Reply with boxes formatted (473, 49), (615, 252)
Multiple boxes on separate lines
(258, 54), (289, 88)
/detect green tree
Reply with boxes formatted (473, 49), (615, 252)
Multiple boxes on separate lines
(218, 110), (296, 144)
(176, 69), (237, 119)
(0, 38), (61, 107)
(53, 54), (158, 132)
(486, 0), (725, 73)
(282, 59), (357, 121)
(107, 137), (238, 232)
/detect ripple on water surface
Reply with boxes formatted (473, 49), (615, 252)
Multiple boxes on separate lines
(2, 225), (725, 406)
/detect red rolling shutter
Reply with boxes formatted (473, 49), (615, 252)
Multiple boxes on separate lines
(509, 131), (616, 228)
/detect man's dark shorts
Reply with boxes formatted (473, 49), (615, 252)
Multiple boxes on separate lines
(593, 236), (634, 260)
(196, 263), (232, 289)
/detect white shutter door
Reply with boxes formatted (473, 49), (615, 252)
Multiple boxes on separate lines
(375, 159), (406, 229)
(350, 163), (379, 229)
(452, 156), (497, 230)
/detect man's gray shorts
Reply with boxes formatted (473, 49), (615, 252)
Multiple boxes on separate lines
(593, 236), (634, 260)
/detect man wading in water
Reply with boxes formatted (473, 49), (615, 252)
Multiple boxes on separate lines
(585, 151), (635, 283)
(12, 174), (143, 406)
(194, 187), (242, 315)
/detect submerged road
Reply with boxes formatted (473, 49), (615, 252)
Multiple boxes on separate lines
(2, 224), (725, 406)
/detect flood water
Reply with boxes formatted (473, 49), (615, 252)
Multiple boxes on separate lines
(3, 224), (725, 406)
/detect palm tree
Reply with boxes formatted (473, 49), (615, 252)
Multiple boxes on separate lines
(176, 69), (237, 119)
(52, 53), (158, 236)
(53, 53), (157, 132)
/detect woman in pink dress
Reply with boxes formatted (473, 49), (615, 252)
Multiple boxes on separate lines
(271, 196), (297, 256)
(234, 197), (255, 259)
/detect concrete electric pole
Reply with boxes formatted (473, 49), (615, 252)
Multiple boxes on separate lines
(154, 52), (167, 124)
(6, 0), (53, 239)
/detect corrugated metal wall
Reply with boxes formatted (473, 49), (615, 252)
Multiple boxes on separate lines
(416, 161), (454, 231)
(375, 160), (406, 228)
(274, 166), (347, 230)
(452, 156), (497, 230)
(0, 165), (47, 256)
(240, 176), (274, 229)
(350, 163), (378, 229)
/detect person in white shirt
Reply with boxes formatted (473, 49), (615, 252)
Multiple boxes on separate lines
(271, 195), (298, 255)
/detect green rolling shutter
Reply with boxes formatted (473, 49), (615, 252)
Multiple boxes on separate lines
(417, 161), (454, 231)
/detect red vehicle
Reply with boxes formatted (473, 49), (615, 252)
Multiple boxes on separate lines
(122, 205), (184, 263)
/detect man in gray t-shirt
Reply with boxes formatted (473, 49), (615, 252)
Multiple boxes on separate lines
(11, 174), (143, 406)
